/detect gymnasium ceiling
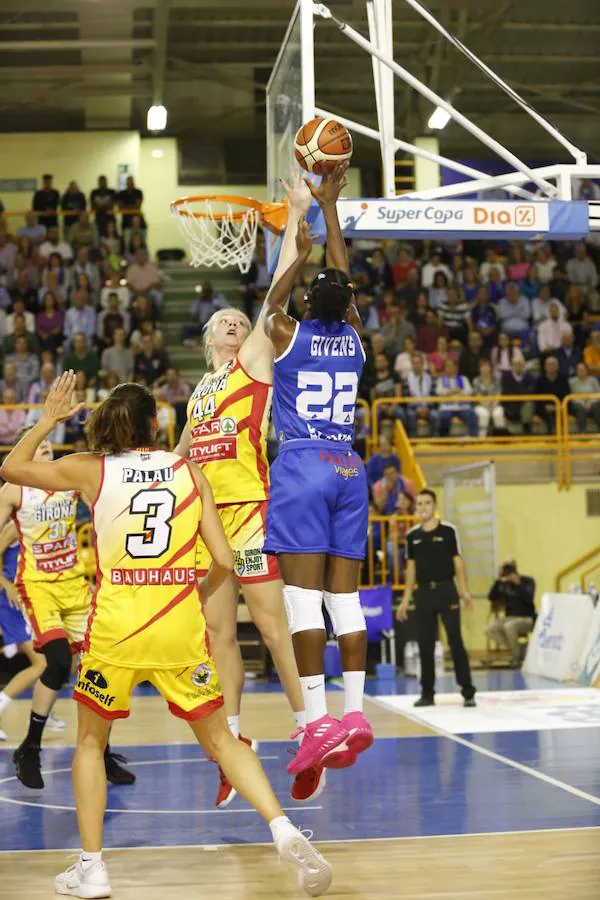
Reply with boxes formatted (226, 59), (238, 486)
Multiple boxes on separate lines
(0, 0), (599, 184)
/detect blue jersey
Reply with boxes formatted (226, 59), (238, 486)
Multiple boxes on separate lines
(273, 319), (365, 446)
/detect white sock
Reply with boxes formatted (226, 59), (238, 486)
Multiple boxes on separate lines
(269, 815), (293, 842)
(343, 670), (366, 714)
(299, 675), (327, 724)
(226, 715), (240, 740)
(293, 710), (307, 744)
(80, 851), (102, 868)
(0, 691), (12, 715)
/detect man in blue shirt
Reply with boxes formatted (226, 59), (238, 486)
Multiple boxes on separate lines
(470, 286), (498, 349)
(366, 434), (401, 486)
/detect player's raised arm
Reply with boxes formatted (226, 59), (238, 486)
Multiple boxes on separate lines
(263, 218), (314, 357)
(304, 162), (349, 275)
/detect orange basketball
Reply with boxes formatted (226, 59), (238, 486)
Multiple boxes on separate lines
(294, 117), (353, 175)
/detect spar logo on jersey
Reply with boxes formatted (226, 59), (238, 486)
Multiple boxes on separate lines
(221, 416), (237, 434)
(190, 437), (237, 464)
(191, 663), (212, 688)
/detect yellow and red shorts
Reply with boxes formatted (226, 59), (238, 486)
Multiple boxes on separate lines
(18, 577), (91, 652)
(73, 651), (224, 721)
(197, 500), (280, 585)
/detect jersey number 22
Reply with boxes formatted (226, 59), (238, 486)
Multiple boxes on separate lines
(296, 371), (358, 424)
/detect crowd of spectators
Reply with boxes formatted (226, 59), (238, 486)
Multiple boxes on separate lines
(338, 236), (600, 437)
(0, 173), (190, 446)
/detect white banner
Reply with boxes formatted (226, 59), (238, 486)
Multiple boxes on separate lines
(338, 199), (550, 234)
(523, 592), (594, 682)
(577, 600), (600, 687)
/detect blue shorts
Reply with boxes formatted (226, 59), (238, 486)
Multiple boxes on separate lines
(0, 545), (30, 648)
(264, 440), (368, 560)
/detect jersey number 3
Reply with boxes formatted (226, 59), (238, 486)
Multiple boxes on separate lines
(296, 371), (358, 425)
(126, 489), (175, 559)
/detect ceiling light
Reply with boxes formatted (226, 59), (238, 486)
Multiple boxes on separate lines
(427, 106), (452, 131)
(147, 105), (167, 132)
(151, 148), (164, 159)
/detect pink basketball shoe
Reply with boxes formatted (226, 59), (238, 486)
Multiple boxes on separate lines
(286, 715), (349, 775)
(321, 711), (373, 769)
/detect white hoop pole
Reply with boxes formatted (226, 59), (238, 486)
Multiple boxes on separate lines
(404, 0), (587, 166)
(300, 0), (316, 122)
(314, 106), (539, 201)
(313, 4), (556, 197)
(367, 0), (396, 197)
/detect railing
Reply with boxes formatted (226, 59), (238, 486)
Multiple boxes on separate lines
(560, 394), (600, 490)
(360, 514), (415, 590)
(394, 419), (426, 492)
(555, 543), (600, 592)
(0, 402), (176, 452)
(1, 207), (144, 225)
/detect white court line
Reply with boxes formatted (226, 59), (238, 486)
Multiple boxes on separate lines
(1, 825), (599, 853)
(367, 695), (600, 807)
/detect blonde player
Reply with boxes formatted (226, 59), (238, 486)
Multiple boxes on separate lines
(0, 374), (332, 899)
(175, 173), (330, 806)
(0, 434), (134, 789)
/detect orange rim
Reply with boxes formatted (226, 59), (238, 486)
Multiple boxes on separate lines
(170, 194), (288, 235)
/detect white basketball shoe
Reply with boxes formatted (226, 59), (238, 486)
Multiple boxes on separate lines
(274, 821), (333, 897)
(55, 859), (112, 898)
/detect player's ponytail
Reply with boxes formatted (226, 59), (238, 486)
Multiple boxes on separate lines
(86, 383), (156, 454)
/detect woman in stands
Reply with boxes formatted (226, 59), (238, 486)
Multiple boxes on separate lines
(0, 374), (332, 900)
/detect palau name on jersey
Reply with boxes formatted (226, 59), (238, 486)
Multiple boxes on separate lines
(309, 335), (357, 357)
(121, 467), (174, 484)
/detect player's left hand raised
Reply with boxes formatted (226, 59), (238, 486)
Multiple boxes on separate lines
(295, 216), (314, 260)
(43, 370), (86, 424)
(280, 168), (312, 215)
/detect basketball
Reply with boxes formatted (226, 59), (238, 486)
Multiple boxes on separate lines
(294, 117), (353, 175)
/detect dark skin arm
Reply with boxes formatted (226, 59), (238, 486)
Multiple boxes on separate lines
(264, 218), (314, 358)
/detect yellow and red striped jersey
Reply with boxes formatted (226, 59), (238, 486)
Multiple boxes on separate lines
(88, 449), (206, 668)
(13, 487), (84, 584)
(186, 358), (271, 505)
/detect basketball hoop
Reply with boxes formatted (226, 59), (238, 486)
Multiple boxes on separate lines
(170, 194), (288, 274)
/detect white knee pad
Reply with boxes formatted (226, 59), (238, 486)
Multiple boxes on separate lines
(323, 591), (366, 638)
(283, 586), (326, 636)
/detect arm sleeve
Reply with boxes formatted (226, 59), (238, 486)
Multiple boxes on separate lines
(405, 532), (414, 560)
(447, 525), (459, 556)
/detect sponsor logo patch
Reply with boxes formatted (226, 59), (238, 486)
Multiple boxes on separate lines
(77, 669), (115, 707)
(191, 663), (212, 688)
(190, 437), (237, 464)
(234, 547), (268, 578)
(85, 669), (108, 689)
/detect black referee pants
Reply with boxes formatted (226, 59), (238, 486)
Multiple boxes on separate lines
(415, 581), (475, 700)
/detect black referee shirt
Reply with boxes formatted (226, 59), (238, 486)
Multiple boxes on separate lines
(406, 521), (460, 584)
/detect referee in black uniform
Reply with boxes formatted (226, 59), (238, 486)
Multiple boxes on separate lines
(396, 488), (476, 707)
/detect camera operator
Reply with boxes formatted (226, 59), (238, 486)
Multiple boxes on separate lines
(485, 560), (536, 667)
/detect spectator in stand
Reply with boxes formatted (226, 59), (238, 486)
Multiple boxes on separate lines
(24, 387), (65, 445)
(123, 213), (147, 254)
(583, 330), (600, 378)
(356, 292), (380, 332)
(240, 236), (271, 320)
(421, 249), (452, 289)
(470, 286), (498, 349)
(97, 370), (120, 402)
(4, 315), (39, 355)
(16, 212), (46, 245)
(532, 283), (566, 325)
(371, 352), (403, 425)
(566, 243), (598, 296)
(60, 181), (86, 233)
(134, 332), (169, 386)
(42, 251), (68, 295)
(417, 309), (448, 355)
(565, 285), (590, 348)
(160, 366), (192, 432)
(0, 230), (17, 274)
(435, 357), (477, 437)
(536, 355), (569, 432)
(100, 268), (129, 313)
(97, 292), (129, 350)
(0, 361), (28, 403)
(369, 332), (389, 366)
(368, 248), (393, 293)
(451, 254), (465, 286)
(7, 298), (35, 334)
(16, 235), (44, 273)
(67, 210), (98, 251)
(574, 178), (600, 202)
(181, 281), (227, 345)
(393, 335), (417, 382)
(366, 434), (401, 486)
(100, 327), (133, 383)
(501, 356), (535, 431)
(461, 266), (481, 303)
(9, 270), (38, 314)
(497, 281), (531, 340)
(38, 225), (73, 262)
(534, 246), (556, 284)
(396, 268), (421, 310)
(405, 352), (437, 436)
(409, 292), (429, 329)
(35, 290), (65, 352)
(549, 265), (569, 304)
(126, 247), (162, 314)
(372, 462), (416, 515)
(460, 331), (488, 382)
(569, 361), (600, 433)
(0, 303), (7, 339)
(392, 246), (417, 287)
(380, 305), (416, 359)
(64, 288), (96, 350)
(537, 301), (573, 356)
(70, 246), (100, 299)
(473, 358), (505, 437)
(428, 271), (449, 311)
(130, 319), (164, 354)
(520, 266), (541, 301)
(32, 174), (59, 229)
(90, 175), (117, 236)
(438, 286), (469, 343)
(486, 267), (507, 304)
(491, 331), (524, 380)
(555, 330), (583, 379)
(486, 561), (536, 666)
(480, 248), (506, 283)
(62, 331), (100, 383)
(118, 175), (145, 230)
(6, 334), (39, 385)
(507, 245), (530, 282)
(28, 362), (56, 404)
(101, 220), (122, 258)
(130, 293), (156, 334)
(428, 335), (457, 376)
(0, 388), (26, 444)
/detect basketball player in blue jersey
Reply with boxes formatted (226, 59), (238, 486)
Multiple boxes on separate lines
(263, 166), (372, 776)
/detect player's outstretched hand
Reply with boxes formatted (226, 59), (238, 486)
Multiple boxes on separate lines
(295, 216), (314, 260)
(304, 161), (349, 208)
(280, 169), (312, 215)
(43, 370), (85, 425)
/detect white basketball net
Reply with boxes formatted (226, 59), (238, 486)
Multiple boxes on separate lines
(171, 199), (260, 273)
